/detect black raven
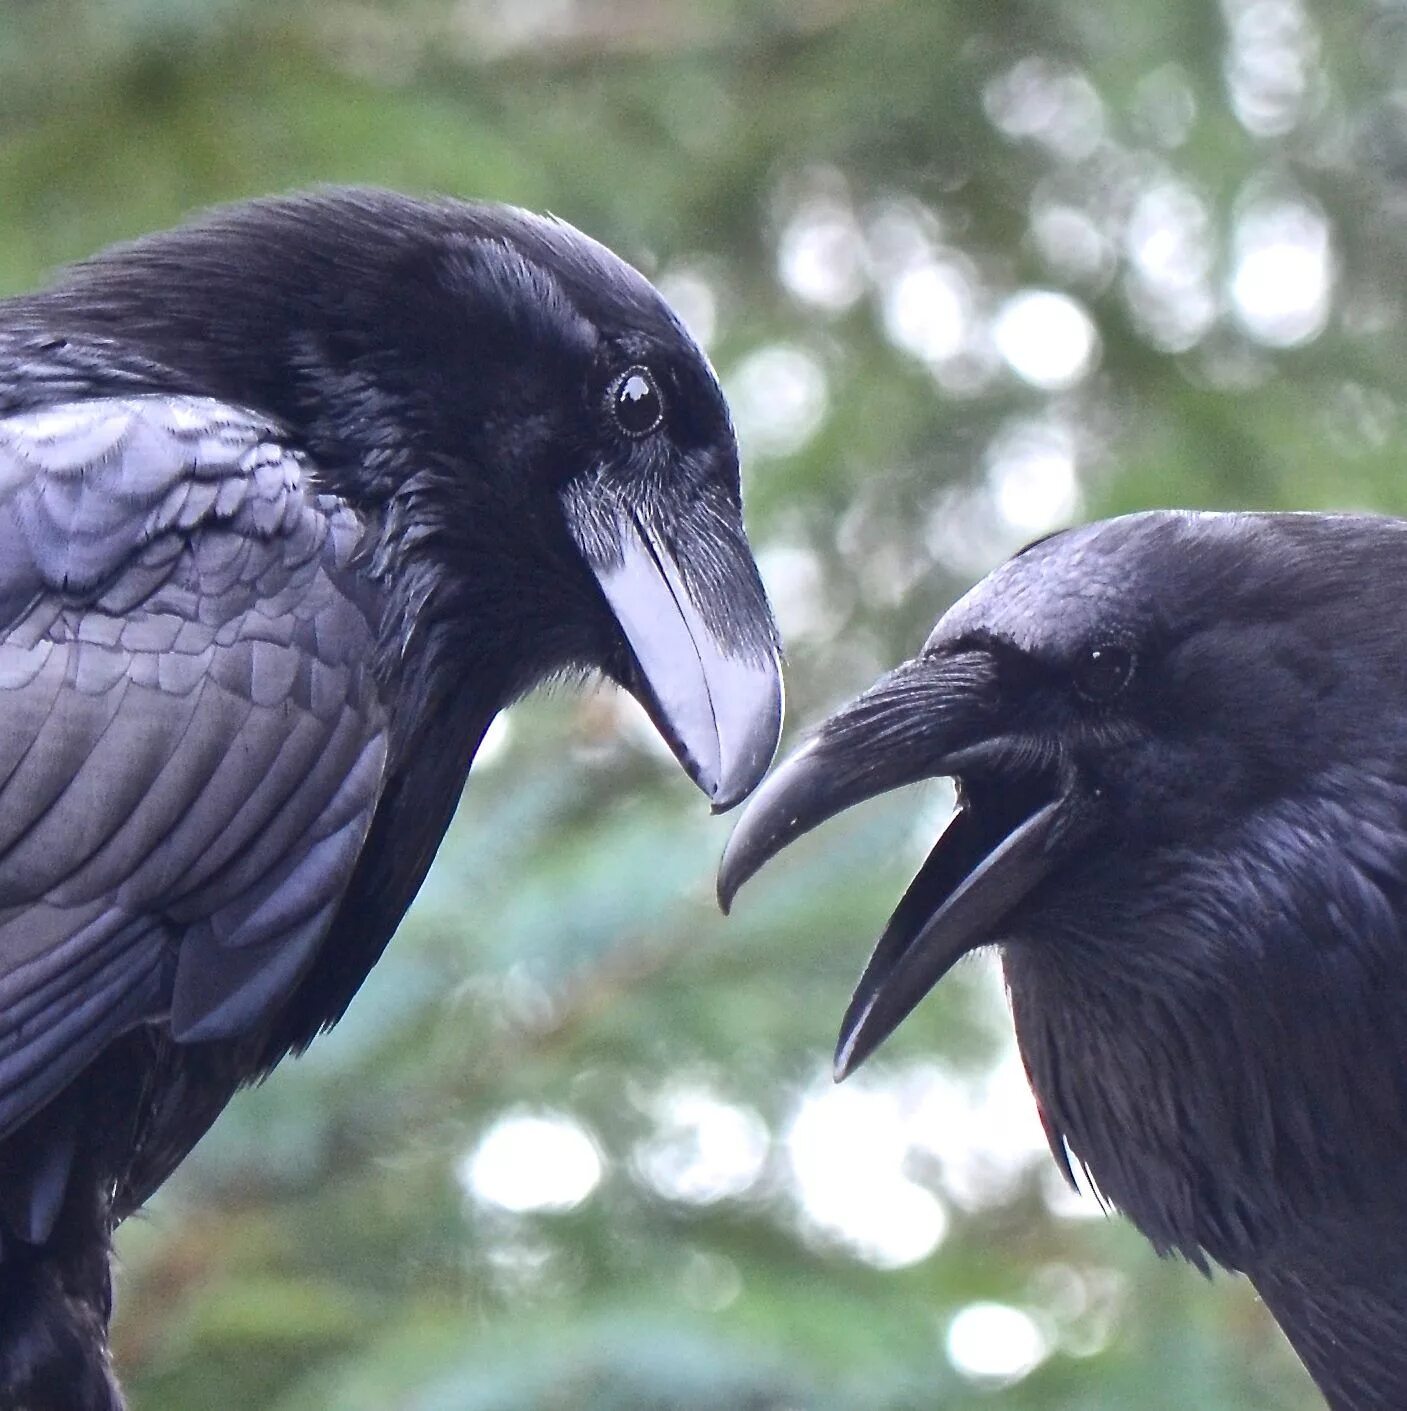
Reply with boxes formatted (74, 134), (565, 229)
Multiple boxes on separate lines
(0, 189), (782, 1411)
(720, 510), (1407, 1411)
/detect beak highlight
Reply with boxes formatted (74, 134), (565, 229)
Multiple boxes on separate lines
(574, 501), (783, 811)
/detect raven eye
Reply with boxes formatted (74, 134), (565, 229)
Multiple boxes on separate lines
(610, 366), (664, 437)
(1074, 643), (1134, 702)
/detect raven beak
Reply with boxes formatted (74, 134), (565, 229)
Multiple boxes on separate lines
(566, 489), (783, 811)
(718, 650), (1097, 1077)
(832, 795), (1072, 1079)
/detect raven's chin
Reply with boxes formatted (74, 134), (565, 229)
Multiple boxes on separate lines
(834, 768), (1069, 1079)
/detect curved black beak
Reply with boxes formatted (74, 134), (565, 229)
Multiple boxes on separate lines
(717, 653), (998, 907)
(833, 794), (1071, 1079)
(565, 482), (783, 811)
(718, 649), (1097, 1078)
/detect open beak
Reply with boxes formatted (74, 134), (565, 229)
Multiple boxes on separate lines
(565, 486), (783, 812)
(717, 650), (1098, 1078)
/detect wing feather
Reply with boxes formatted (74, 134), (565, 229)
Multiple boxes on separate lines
(0, 395), (389, 1150)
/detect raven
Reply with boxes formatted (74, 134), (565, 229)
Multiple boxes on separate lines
(0, 189), (782, 1411)
(720, 510), (1407, 1411)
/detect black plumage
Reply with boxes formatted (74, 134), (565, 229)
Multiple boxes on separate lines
(720, 510), (1407, 1411)
(0, 188), (782, 1410)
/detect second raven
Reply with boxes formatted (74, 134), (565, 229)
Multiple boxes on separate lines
(722, 510), (1407, 1411)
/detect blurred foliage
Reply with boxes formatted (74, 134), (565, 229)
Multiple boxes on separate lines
(3, 0), (1402, 1406)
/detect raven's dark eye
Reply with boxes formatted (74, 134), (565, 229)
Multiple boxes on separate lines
(1074, 643), (1134, 702)
(610, 366), (664, 437)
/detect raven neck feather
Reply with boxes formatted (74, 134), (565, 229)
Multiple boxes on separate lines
(1004, 771), (1407, 1403)
(1251, 1224), (1407, 1411)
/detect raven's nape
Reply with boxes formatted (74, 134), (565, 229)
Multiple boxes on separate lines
(566, 487), (783, 810)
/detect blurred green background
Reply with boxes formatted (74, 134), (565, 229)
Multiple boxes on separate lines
(2, 0), (1399, 1406)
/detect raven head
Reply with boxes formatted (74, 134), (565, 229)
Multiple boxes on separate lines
(721, 510), (1407, 1267)
(398, 199), (785, 809)
(38, 190), (784, 809)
